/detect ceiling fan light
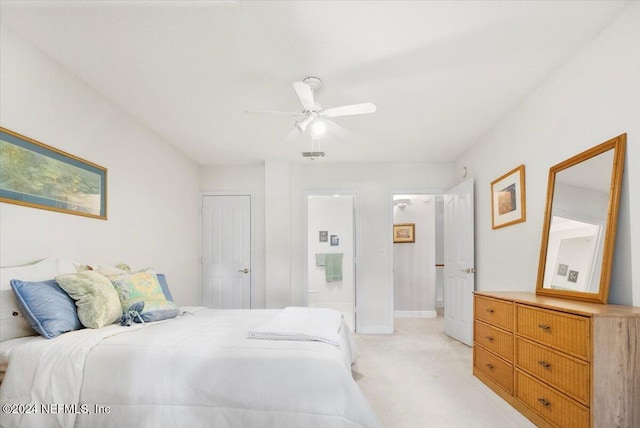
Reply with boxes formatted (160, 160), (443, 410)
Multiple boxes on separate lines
(311, 120), (327, 138)
(296, 115), (314, 132)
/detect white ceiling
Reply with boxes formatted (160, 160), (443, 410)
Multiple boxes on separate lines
(0, 1), (630, 166)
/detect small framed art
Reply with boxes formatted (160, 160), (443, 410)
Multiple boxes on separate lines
(393, 223), (415, 243)
(491, 164), (526, 229)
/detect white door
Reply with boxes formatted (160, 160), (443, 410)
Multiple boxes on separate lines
(444, 178), (475, 346)
(306, 194), (356, 331)
(202, 195), (251, 309)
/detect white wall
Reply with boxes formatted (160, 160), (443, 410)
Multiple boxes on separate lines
(393, 195), (437, 316)
(456, 4), (640, 306)
(264, 160), (291, 308)
(0, 26), (201, 305)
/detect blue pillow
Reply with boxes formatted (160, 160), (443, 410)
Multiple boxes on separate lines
(155, 273), (174, 302)
(10, 279), (83, 339)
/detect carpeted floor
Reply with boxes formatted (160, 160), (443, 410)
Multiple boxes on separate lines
(352, 317), (535, 428)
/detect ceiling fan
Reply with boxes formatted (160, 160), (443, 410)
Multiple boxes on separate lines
(245, 77), (377, 142)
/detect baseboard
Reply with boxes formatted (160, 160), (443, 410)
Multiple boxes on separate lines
(357, 325), (393, 334)
(394, 310), (437, 319)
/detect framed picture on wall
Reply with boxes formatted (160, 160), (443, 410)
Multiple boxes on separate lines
(393, 223), (415, 243)
(0, 127), (107, 220)
(319, 231), (328, 242)
(491, 164), (526, 229)
(556, 263), (568, 276)
(330, 235), (339, 246)
(567, 270), (579, 283)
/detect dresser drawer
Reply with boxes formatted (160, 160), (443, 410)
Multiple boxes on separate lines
(474, 295), (514, 331)
(516, 305), (590, 360)
(474, 320), (513, 361)
(474, 346), (513, 394)
(515, 370), (589, 428)
(515, 338), (590, 406)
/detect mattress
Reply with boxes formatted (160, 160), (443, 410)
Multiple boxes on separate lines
(0, 307), (380, 428)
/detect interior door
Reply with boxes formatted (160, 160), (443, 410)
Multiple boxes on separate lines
(444, 178), (475, 346)
(306, 194), (356, 331)
(202, 195), (251, 309)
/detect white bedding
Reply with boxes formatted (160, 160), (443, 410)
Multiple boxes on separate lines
(247, 306), (343, 346)
(0, 307), (380, 428)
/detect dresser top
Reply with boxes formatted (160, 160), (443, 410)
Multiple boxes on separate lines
(474, 291), (640, 317)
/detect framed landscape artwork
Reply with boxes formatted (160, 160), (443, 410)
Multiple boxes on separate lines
(0, 127), (107, 220)
(491, 164), (526, 229)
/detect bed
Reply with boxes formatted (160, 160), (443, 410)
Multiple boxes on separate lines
(0, 259), (380, 428)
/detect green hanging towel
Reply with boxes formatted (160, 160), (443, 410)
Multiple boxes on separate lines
(325, 253), (343, 282)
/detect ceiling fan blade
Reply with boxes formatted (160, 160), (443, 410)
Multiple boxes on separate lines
(322, 102), (377, 118)
(293, 81), (315, 111)
(284, 126), (302, 142)
(324, 119), (353, 140)
(244, 110), (302, 116)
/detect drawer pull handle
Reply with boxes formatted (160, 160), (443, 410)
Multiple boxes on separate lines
(538, 360), (551, 369)
(538, 324), (551, 331)
(485, 336), (494, 342)
(486, 308), (494, 314)
(537, 398), (551, 408)
(485, 364), (494, 370)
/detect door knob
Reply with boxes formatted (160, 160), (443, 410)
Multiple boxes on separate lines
(459, 268), (476, 273)
(238, 268), (249, 274)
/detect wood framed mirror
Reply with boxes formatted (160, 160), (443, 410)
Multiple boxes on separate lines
(536, 134), (626, 303)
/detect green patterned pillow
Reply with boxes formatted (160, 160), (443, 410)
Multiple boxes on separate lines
(55, 271), (122, 328)
(109, 271), (179, 322)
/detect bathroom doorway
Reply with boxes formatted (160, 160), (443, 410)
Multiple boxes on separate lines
(303, 192), (357, 331)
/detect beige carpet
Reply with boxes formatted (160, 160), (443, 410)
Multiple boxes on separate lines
(352, 317), (535, 428)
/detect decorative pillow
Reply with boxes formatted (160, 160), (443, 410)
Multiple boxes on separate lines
(1, 257), (79, 341)
(109, 271), (179, 322)
(55, 271), (122, 329)
(86, 264), (129, 275)
(9, 279), (83, 339)
(155, 274), (174, 302)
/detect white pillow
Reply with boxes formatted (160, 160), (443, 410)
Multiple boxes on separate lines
(0, 257), (80, 290)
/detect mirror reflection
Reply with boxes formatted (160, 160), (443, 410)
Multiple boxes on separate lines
(542, 149), (612, 292)
(536, 134), (625, 303)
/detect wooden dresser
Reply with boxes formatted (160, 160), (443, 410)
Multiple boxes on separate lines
(473, 291), (640, 428)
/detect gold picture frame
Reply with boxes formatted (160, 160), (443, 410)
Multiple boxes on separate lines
(393, 223), (415, 243)
(491, 164), (526, 229)
(0, 127), (107, 220)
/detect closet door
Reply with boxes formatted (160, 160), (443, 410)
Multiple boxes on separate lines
(202, 195), (251, 309)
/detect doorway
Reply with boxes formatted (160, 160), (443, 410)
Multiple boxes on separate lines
(389, 180), (475, 346)
(392, 194), (442, 319)
(201, 194), (252, 309)
(303, 192), (357, 331)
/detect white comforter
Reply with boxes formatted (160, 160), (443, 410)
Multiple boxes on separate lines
(248, 306), (343, 346)
(0, 307), (380, 428)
